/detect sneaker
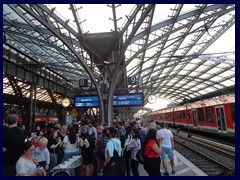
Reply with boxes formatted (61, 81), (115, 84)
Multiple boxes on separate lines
(172, 171), (176, 175)
(164, 172), (169, 176)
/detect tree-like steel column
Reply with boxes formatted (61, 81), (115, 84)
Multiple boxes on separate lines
(107, 5), (156, 126)
(19, 4), (105, 124)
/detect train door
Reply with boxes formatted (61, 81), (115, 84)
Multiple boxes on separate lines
(215, 105), (227, 133)
(192, 109), (198, 127)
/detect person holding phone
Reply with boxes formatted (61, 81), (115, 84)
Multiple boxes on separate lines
(16, 141), (46, 176)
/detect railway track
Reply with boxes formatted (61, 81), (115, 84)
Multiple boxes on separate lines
(171, 127), (235, 146)
(174, 135), (235, 176)
(172, 129), (235, 158)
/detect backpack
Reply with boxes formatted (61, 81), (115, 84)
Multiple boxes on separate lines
(103, 141), (125, 176)
(139, 147), (153, 164)
(123, 144), (131, 159)
(136, 139), (153, 164)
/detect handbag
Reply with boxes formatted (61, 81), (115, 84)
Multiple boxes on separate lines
(136, 149), (144, 164)
(143, 147), (153, 162)
(137, 140), (152, 164)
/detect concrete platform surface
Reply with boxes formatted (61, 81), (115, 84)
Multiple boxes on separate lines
(138, 150), (207, 176)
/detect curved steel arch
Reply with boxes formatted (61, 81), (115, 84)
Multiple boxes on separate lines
(3, 20), (81, 47)
(107, 5), (156, 125)
(125, 6), (235, 68)
(124, 5), (234, 102)
(130, 4), (234, 44)
(18, 4), (105, 124)
(3, 4), (235, 121)
(4, 27), (90, 79)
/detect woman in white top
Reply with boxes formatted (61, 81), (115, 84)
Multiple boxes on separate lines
(63, 126), (80, 161)
(127, 128), (141, 176)
(16, 141), (46, 176)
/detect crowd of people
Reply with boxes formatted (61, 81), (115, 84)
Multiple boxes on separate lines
(3, 114), (175, 176)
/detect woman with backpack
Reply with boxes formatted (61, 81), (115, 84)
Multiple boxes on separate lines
(103, 127), (125, 176)
(127, 128), (141, 176)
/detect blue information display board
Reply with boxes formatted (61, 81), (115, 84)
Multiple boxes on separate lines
(75, 102), (99, 107)
(75, 96), (99, 102)
(113, 93), (144, 107)
(75, 93), (144, 108)
(75, 96), (99, 108)
(113, 100), (143, 106)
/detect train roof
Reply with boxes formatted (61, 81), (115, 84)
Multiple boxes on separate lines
(153, 107), (174, 114)
(187, 94), (235, 109)
(175, 94), (235, 111)
(153, 94), (235, 113)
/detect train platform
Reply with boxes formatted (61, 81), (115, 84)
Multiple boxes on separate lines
(138, 150), (207, 176)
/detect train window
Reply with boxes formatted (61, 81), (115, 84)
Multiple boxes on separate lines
(161, 114), (164, 120)
(230, 103), (235, 122)
(205, 107), (214, 122)
(176, 112), (181, 119)
(165, 112), (171, 119)
(168, 113), (172, 119)
(187, 111), (190, 120)
(165, 113), (168, 119)
(198, 108), (205, 122)
(182, 110), (186, 119)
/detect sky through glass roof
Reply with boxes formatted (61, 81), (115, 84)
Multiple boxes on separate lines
(3, 4), (235, 112)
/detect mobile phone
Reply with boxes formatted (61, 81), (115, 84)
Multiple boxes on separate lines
(37, 166), (43, 170)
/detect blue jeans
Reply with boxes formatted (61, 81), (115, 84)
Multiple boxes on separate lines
(161, 147), (173, 161)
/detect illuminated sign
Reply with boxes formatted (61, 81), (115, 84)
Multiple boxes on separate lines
(74, 93), (144, 108)
(113, 93), (144, 107)
(75, 96), (98, 102)
(75, 96), (99, 108)
(75, 102), (99, 107)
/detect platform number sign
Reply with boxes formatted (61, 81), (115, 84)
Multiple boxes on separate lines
(128, 76), (137, 85)
(79, 79), (88, 87)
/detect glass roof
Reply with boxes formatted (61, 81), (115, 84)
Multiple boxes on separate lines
(3, 4), (235, 107)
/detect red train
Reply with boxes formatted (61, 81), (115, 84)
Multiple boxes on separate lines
(144, 94), (235, 137)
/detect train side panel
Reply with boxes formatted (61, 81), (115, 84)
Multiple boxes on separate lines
(224, 103), (235, 134)
(143, 95), (235, 137)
